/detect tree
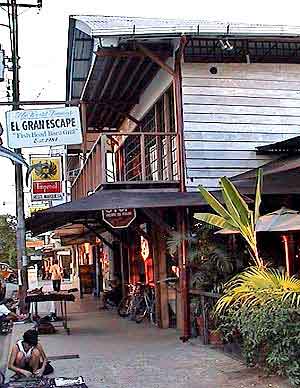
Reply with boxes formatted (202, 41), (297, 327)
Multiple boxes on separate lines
(0, 214), (17, 267)
(194, 169), (263, 267)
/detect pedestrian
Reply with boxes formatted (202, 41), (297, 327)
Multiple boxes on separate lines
(49, 259), (62, 292)
(8, 329), (53, 378)
(0, 302), (28, 322)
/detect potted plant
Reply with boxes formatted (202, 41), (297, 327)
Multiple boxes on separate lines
(209, 329), (223, 346)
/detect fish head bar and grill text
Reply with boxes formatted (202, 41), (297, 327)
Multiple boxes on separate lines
(5, 106), (83, 148)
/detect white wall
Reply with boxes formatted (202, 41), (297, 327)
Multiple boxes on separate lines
(182, 63), (300, 191)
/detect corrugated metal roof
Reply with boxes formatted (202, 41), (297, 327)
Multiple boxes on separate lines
(72, 15), (300, 38)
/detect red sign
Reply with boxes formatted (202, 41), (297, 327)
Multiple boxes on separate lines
(102, 208), (136, 229)
(32, 181), (62, 194)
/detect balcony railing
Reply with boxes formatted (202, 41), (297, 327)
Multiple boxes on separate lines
(72, 132), (179, 200)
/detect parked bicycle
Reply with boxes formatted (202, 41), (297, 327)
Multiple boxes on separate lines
(117, 283), (143, 318)
(134, 285), (156, 324)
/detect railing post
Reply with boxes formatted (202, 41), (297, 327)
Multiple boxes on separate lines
(95, 141), (101, 188)
(140, 133), (146, 180)
(164, 94), (173, 181)
(100, 135), (106, 184)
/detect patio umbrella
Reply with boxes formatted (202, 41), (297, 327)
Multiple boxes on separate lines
(255, 207), (300, 232)
(217, 207), (300, 275)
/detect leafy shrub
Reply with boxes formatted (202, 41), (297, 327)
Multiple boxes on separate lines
(218, 301), (300, 386)
(215, 266), (300, 313)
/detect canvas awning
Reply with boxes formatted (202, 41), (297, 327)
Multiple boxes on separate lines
(26, 189), (214, 235)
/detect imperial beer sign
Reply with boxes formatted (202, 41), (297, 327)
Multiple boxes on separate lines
(102, 208), (136, 229)
(30, 156), (63, 201)
(5, 107), (82, 148)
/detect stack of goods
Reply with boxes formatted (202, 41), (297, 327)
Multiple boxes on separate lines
(2, 376), (88, 388)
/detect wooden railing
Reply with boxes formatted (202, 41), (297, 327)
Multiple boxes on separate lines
(71, 132), (179, 200)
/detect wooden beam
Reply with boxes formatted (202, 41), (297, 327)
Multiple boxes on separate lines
(96, 49), (146, 58)
(83, 223), (115, 250)
(88, 58), (119, 126)
(137, 43), (175, 77)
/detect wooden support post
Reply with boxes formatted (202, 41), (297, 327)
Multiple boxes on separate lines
(140, 133), (146, 180)
(151, 226), (162, 327)
(80, 102), (87, 152)
(100, 135), (106, 184)
(120, 241), (126, 297)
(156, 226), (169, 329)
(155, 104), (163, 181)
(176, 209), (190, 340)
(173, 36), (187, 192)
(163, 93), (173, 181)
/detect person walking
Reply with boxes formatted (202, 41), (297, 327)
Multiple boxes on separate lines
(49, 259), (62, 292)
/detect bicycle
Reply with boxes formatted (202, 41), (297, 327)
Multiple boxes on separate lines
(117, 283), (143, 318)
(135, 285), (156, 325)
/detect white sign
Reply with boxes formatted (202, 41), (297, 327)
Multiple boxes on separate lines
(28, 265), (38, 290)
(5, 107), (82, 148)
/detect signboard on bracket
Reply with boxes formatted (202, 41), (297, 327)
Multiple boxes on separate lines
(30, 156), (63, 201)
(5, 106), (82, 148)
(102, 208), (136, 229)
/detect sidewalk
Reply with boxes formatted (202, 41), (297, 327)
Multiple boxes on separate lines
(6, 290), (289, 388)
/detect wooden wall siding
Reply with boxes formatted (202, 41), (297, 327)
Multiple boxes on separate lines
(182, 63), (300, 190)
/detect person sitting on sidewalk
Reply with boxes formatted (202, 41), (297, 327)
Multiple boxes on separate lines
(0, 303), (18, 322)
(8, 329), (51, 378)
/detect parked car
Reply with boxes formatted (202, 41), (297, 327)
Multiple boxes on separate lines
(0, 275), (6, 301)
(0, 262), (17, 283)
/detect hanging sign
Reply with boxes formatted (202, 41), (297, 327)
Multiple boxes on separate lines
(29, 204), (49, 216)
(140, 236), (150, 261)
(102, 208), (136, 229)
(30, 156), (63, 201)
(5, 106), (82, 148)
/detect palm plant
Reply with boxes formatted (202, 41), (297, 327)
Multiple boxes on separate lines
(167, 225), (244, 291)
(194, 169), (263, 267)
(215, 266), (300, 312)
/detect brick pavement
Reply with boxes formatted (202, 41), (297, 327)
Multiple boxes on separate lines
(5, 287), (290, 388)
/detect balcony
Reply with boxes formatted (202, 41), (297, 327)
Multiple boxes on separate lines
(72, 132), (179, 200)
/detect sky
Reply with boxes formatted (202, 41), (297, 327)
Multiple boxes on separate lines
(0, 0), (300, 214)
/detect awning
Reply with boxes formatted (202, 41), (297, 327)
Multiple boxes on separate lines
(257, 136), (300, 154)
(231, 156), (300, 195)
(26, 189), (212, 235)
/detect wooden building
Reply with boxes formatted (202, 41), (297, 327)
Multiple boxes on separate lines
(27, 16), (300, 339)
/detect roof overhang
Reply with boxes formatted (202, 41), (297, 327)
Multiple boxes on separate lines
(257, 136), (300, 154)
(231, 155), (300, 195)
(26, 189), (214, 235)
(66, 16), (300, 132)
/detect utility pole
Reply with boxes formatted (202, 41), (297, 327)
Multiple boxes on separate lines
(11, 0), (27, 312)
(3, 0), (42, 311)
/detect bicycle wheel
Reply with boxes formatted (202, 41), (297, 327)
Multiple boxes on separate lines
(117, 296), (131, 317)
(135, 299), (147, 323)
(150, 304), (157, 325)
(0, 371), (4, 385)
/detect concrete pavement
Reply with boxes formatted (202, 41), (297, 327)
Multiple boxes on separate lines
(5, 292), (289, 388)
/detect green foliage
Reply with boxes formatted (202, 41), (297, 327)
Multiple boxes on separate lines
(194, 170), (263, 267)
(167, 224), (246, 292)
(0, 214), (17, 268)
(218, 301), (300, 386)
(215, 266), (300, 313)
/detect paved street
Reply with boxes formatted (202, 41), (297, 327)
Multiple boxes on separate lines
(0, 282), (17, 372)
(6, 294), (289, 388)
